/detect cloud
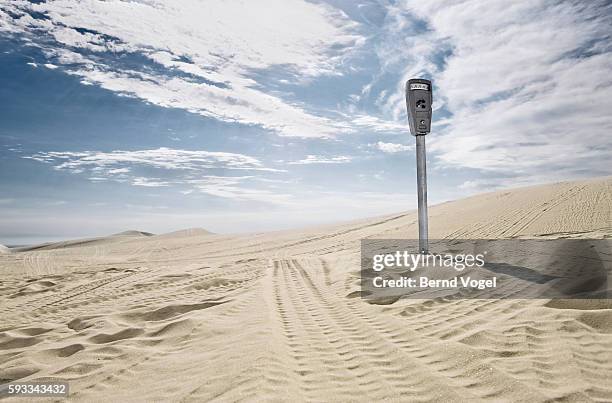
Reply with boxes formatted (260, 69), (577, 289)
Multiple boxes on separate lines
(25, 147), (277, 173)
(107, 168), (130, 174)
(458, 180), (480, 191)
(350, 114), (408, 133)
(365, 0), (612, 185)
(187, 176), (293, 204)
(132, 177), (170, 188)
(0, 0), (363, 138)
(287, 155), (352, 165)
(4, 0), (612, 228)
(23, 147), (293, 201)
(372, 141), (414, 154)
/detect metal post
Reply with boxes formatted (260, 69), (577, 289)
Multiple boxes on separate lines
(415, 135), (428, 254)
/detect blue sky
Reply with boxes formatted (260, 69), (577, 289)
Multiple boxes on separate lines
(0, 0), (611, 244)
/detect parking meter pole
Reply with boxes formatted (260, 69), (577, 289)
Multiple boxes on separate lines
(405, 78), (432, 255)
(415, 135), (428, 254)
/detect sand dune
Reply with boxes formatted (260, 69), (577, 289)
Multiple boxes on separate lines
(16, 230), (154, 253)
(154, 228), (213, 239)
(0, 177), (611, 401)
(0, 245), (10, 254)
(110, 230), (154, 237)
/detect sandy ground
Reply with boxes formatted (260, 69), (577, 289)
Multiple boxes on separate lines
(1, 177), (611, 402)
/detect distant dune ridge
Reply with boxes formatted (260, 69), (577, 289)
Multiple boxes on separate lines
(110, 230), (154, 237)
(154, 228), (213, 239)
(15, 230), (154, 252)
(0, 177), (611, 401)
(0, 244), (10, 254)
(15, 229), (208, 252)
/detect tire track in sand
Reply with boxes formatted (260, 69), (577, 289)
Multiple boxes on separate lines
(262, 258), (552, 401)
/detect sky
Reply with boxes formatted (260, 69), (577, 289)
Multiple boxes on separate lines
(0, 0), (611, 245)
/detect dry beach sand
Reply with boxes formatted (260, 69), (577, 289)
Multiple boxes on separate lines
(1, 177), (611, 401)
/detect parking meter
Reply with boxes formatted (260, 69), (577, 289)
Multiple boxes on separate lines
(405, 78), (433, 254)
(405, 78), (432, 136)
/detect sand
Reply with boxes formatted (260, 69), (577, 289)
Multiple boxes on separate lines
(0, 245), (10, 255)
(0, 177), (611, 401)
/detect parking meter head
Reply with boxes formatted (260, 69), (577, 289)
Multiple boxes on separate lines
(405, 79), (432, 136)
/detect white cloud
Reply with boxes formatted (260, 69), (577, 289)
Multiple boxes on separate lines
(25, 147), (277, 173)
(287, 155), (352, 165)
(44, 200), (67, 206)
(350, 114), (408, 133)
(374, 0), (612, 184)
(0, 0), (363, 138)
(132, 177), (170, 187)
(187, 176), (293, 204)
(23, 147), (292, 201)
(372, 141), (413, 154)
(107, 168), (130, 174)
(458, 180), (480, 191)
